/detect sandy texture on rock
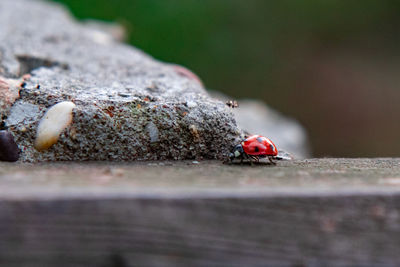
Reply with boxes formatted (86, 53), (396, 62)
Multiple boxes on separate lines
(0, 0), (242, 162)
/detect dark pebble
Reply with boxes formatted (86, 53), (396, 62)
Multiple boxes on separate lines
(0, 130), (19, 162)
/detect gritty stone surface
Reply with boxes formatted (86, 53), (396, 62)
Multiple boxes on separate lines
(0, 0), (242, 162)
(6, 101), (41, 126)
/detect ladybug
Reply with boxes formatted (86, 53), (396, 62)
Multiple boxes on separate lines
(229, 135), (278, 164)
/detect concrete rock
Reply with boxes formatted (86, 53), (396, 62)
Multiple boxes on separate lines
(0, 0), (241, 162)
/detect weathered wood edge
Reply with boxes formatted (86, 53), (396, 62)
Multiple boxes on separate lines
(1, 192), (400, 266)
(2, 187), (400, 201)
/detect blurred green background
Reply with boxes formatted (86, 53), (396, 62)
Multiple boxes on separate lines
(53, 0), (400, 157)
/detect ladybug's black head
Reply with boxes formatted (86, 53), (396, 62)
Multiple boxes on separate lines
(229, 144), (244, 161)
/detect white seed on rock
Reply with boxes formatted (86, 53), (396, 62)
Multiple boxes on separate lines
(34, 101), (76, 151)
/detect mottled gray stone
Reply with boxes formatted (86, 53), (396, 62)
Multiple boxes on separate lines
(5, 101), (40, 126)
(145, 122), (159, 143)
(0, 0), (242, 162)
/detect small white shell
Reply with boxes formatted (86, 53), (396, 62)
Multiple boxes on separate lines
(34, 101), (76, 151)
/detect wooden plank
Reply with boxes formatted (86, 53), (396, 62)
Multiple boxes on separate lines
(0, 159), (400, 266)
(0, 195), (400, 266)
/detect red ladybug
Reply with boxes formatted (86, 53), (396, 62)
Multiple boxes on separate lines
(229, 135), (278, 164)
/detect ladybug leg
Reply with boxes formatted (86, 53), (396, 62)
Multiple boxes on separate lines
(243, 153), (252, 165)
(249, 155), (259, 163)
(240, 153), (245, 165)
(268, 156), (277, 165)
(249, 155), (260, 165)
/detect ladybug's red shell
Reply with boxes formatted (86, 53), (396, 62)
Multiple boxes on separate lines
(242, 135), (278, 157)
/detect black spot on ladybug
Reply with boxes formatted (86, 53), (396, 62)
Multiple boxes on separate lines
(256, 137), (263, 143)
(254, 146), (259, 152)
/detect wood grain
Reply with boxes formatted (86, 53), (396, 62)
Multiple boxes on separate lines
(0, 159), (400, 266)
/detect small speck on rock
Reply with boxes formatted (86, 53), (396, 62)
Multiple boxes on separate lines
(118, 92), (130, 97)
(186, 101), (197, 108)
